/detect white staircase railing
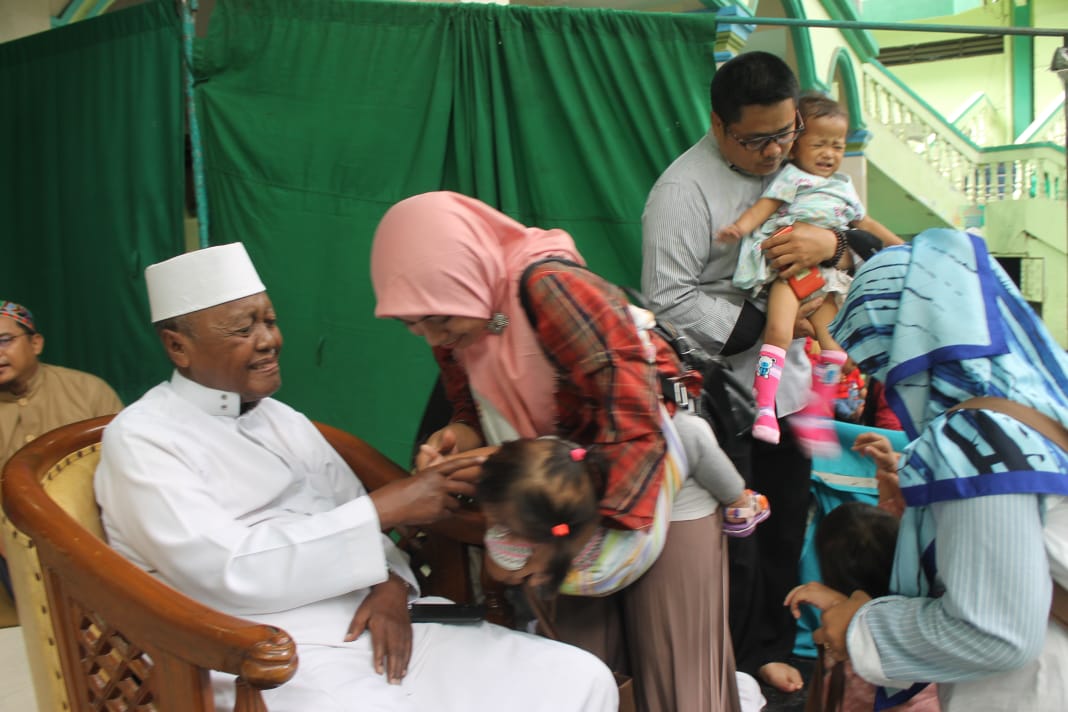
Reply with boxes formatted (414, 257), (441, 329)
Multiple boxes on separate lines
(950, 92), (1009, 146)
(861, 61), (1066, 206)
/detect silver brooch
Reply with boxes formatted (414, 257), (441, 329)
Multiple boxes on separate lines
(486, 313), (509, 334)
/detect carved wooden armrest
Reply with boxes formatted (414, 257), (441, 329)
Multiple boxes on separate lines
(4, 428), (298, 710)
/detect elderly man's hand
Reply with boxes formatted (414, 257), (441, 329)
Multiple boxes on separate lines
(761, 223), (837, 279)
(370, 454), (485, 530)
(345, 574), (412, 684)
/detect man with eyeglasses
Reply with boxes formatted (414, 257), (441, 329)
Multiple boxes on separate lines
(0, 299), (122, 611)
(641, 51), (833, 696)
(0, 299), (122, 471)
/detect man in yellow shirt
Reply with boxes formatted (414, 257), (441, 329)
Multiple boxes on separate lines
(0, 300), (123, 465)
(0, 300), (123, 619)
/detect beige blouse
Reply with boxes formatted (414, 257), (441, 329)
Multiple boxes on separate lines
(0, 363), (122, 467)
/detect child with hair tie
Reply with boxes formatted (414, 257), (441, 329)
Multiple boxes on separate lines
(475, 435), (767, 597)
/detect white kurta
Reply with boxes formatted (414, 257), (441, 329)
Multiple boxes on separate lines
(95, 372), (616, 712)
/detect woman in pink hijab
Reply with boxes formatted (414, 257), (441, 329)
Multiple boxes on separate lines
(372, 191), (742, 712)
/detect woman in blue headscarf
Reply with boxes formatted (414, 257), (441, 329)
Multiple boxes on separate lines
(815, 229), (1068, 711)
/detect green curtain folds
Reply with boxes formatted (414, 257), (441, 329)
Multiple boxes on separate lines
(194, 0), (716, 460)
(0, 0), (185, 403)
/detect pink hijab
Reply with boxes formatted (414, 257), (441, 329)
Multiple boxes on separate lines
(371, 192), (584, 438)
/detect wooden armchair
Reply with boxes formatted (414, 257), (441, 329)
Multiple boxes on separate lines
(1, 415), (500, 712)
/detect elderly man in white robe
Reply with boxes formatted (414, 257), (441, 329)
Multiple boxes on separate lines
(94, 243), (617, 712)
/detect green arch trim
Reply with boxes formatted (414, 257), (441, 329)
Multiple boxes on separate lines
(781, 0), (829, 94)
(820, 0), (879, 61)
(828, 47), (866, 131)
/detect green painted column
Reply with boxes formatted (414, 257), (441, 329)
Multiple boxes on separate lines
(781, 0), (829, 93)
(1011, 1), (1034, 139)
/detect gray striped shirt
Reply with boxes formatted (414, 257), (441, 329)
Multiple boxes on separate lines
(641, 130), (810, 416)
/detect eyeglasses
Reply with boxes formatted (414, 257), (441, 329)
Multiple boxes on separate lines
(0, 333), (29, 350)
(726, 111), (805, 152)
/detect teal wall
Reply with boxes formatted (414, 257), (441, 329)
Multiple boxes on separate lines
(857, 0), (984, 23)
(869, 0), (1068, 141)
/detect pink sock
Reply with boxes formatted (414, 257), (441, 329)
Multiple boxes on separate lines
(754, 345), (786, 410)
(793, 349), (846, 457)
(752, 345), (786, 444)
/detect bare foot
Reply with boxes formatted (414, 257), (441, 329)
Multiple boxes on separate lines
(758, 661), (803, 693)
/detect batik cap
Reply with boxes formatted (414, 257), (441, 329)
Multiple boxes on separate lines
(0, 301), (35, 332)
(145, 243), (266, 323)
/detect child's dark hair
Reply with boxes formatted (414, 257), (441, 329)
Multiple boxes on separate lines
(477, 438), (604, 588)
(815, 502), (898, 597)
(798, 92), (849, 126)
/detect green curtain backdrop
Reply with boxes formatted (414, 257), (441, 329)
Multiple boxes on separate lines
(0, 0), (185, 403)
(194, 0), (716, 461)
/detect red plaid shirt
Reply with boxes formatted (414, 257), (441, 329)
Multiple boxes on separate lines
(435, 261), (695, 530)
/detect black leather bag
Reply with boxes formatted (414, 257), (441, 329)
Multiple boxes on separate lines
(647, 317), (754, 480)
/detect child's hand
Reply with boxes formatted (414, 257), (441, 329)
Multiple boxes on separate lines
(784, 582), (847, 619)
(716, 224), (744, 242)
(852, 432), (897, 472)
(852, 433), (905, 518)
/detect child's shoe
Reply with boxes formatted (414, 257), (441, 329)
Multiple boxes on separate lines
(789, 397), (840, 458)
(752, 406), (780, 444)
(723, 489), (771, 538)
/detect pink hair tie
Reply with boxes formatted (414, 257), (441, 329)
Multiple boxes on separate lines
(569, 448), (587, 462)
(551, 523), (570, 537)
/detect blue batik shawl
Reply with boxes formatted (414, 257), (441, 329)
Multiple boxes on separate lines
(830, 229), (1068, 708)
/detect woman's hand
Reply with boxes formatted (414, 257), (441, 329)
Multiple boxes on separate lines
(813, 590), (871, 664)
(852, 433), (905, 518)
(784, 581), (848, 619)
(345, 575), (413, 684)
(426, 445), (500, 482)
(415, 423), (484, 469)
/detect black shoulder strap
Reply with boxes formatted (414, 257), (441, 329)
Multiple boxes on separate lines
(517, 257), (587, 330)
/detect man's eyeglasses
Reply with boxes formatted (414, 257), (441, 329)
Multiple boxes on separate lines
(0, 333), (29, 350)
(726, 111), (805, 152)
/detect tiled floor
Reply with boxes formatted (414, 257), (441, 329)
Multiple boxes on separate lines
(0, 626), (37, 711)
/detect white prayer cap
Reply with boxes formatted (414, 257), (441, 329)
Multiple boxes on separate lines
(146, 243), (266, 323)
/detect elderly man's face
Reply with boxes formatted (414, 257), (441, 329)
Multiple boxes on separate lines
(712, 99), (799, 176)
(164, 293), (282, 404)
(0, 315), (43, 395)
